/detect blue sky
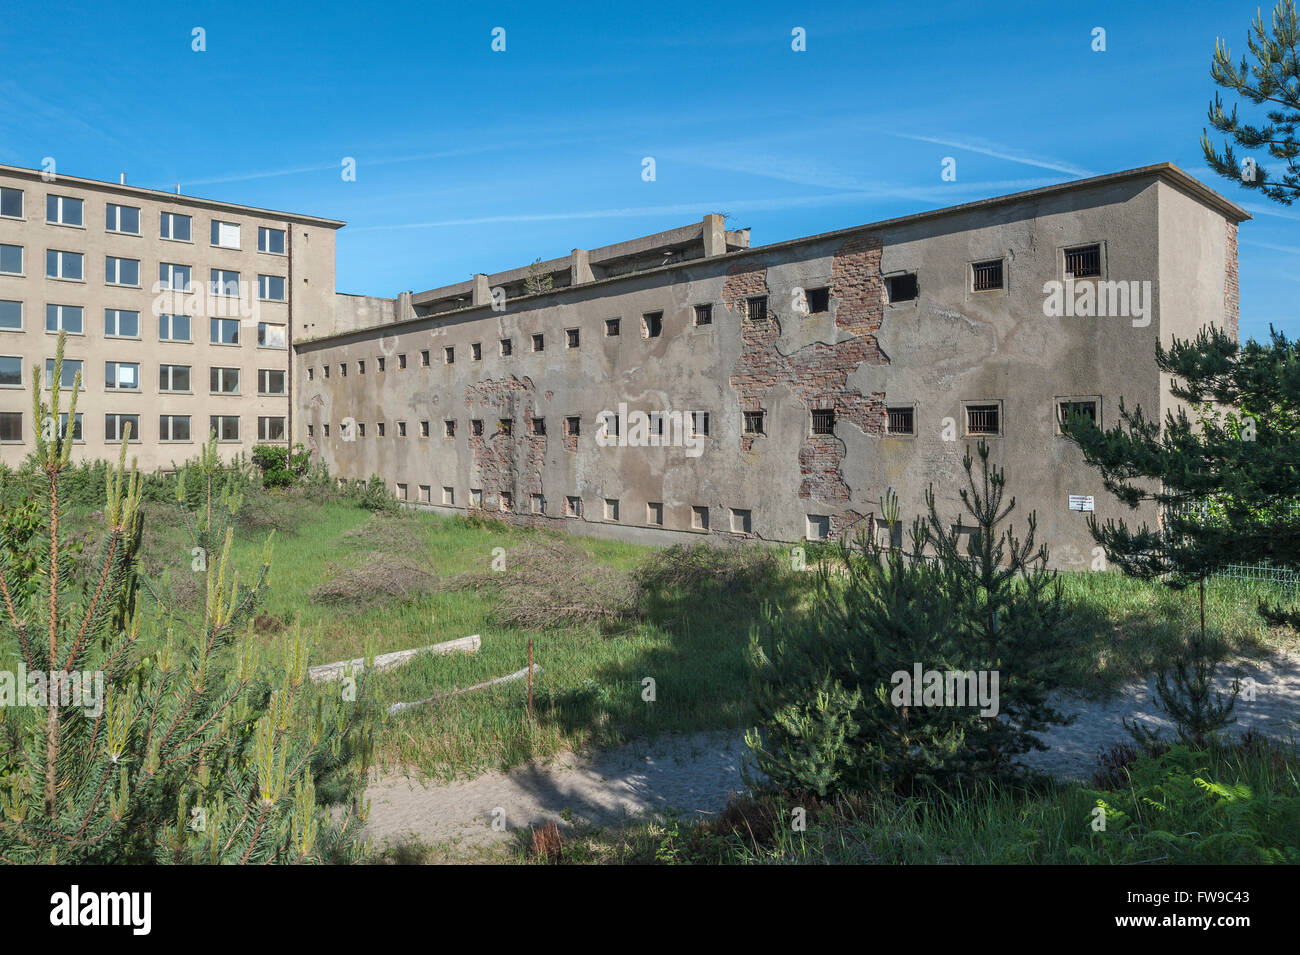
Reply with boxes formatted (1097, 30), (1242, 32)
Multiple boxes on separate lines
(2, 0), (1295, 343)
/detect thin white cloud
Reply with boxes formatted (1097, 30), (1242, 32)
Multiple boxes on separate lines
(347, 179), (1060, 232)
(1238, 201), (1300, 222)
(181, 141), (577, 186)
(1242, 239), (1300, 256)
(886, 132), (1094, 178)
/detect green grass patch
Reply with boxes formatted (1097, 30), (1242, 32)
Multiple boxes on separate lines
(67, 489), (1300, 782)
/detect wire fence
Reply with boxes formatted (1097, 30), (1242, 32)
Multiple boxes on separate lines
(1164, 496), (1300, 592)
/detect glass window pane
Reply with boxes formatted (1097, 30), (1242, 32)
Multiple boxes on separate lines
(0, 356), (21, 387)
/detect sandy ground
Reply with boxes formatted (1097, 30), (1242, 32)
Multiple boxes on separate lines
(363, 652), (1300, 856)
(365, 731), (747, 856)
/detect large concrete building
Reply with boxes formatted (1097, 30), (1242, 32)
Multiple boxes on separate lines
(0, 164), (342, 471)
(0, 162), (1248, 569)
(298, 163), (1246, 567)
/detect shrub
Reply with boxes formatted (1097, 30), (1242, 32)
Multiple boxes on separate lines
(345, 475), (397, 512)
(251, 443), (311, 489)
(0, 334), (376, 863)
(1126, 630), (1241, 750)
(1077, 745), (1300, 864)
(746, 443), (1071, 797)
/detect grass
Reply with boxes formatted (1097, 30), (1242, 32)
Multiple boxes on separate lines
(66, 483), (1299, 784)
(125, 490), (783, 780)
(495, 738), (1300, 865)
(1054, 571), (1297, 694)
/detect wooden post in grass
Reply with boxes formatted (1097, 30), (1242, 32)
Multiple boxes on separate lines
(527, 638), (534, 724)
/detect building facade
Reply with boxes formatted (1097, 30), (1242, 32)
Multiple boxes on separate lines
(297, 164), (1246, 568)
(0, 164), (342, 471)
(0, 162), (1248, 570)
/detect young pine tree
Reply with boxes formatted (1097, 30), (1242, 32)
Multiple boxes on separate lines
(0, 331), (376, 863)
(918, 441), (1072, 775)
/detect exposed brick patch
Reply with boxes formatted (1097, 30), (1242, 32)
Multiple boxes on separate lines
(725, 235), (889, 528)
(1225, 221), (1239, 341)
(799, 436), (851, 504)
(464, 376), (546, 526)
(831, 234), (886, 336)
(829, 510), (871, 541)
(562, 430), (578, 453)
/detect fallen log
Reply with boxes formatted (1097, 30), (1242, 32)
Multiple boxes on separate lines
(308, 634), (481, 684)
(387, 664), (541, 716)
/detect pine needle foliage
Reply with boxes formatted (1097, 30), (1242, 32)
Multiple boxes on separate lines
(1061, 324), (1300, 625)
(1125, 632), (1241, 752)
(1202, 0), (1300, 204)
(0, 331), (376, 863)
(746, 444), (1071, 797)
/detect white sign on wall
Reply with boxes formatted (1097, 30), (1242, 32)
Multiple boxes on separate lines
(1068, 495), (1095, 512)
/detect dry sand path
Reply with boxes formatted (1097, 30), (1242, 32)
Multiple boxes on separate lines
(364, 652), (1300, 855)
(365, 731), (747, 855)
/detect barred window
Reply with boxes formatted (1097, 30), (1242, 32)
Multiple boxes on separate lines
(886, 406), (914, 435)
(966, 404), (1000, 436)
(1064, 244), (1101, 278)
(972, 260), (1003, 291)
(811, 409), (835, 435)
(1057, 400), (1098, 432)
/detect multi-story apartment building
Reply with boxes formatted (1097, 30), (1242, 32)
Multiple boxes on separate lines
(296, 164), (1246, 568)
(0, 164), (342, 471)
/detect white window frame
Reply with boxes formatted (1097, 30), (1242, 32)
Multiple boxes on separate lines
(158, 262), (191, 292)
(0, 411), (22, 443)
(105, 203), (141, 235)
(104, 360), (140, 391)
(160, 212), (192, 242)
(45, 358), (84, 390)
(211, 220), (241, 249)
(104, 309), (140, 339)
(57, 412), (84, 442)
(160, 414), (192, 442)
(0, 300), (22, 332)
(0, 187), (23, 220)
(257, 416), (287, 442)
(159, 364), (191, 393)
(258, 368), (286, 395)
(210, 268), (241, 297)
(210, 317), (240, 346)
(257, 322), (287, 349)
(0, 354), (22, 389)
(257, 226), (286, 254)
(105, 413), (141, 443)
(210, 366), (241, 395)
(46, 304), (84, 335)
(209, 415), (240, 442)
(0, 244), (22, 276)
(159, 313), (191, 342)
(46, 195), (83, 227)
(105, 256), (140, 287)
(257, 274), (286, 302)
(46, 249), (83, 281)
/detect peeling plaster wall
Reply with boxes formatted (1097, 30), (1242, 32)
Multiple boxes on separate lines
(297, 175), (1240, 568)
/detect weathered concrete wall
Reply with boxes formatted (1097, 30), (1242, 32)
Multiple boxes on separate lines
(329, 293), (398, 337)
(295, 168), (1246, 569)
